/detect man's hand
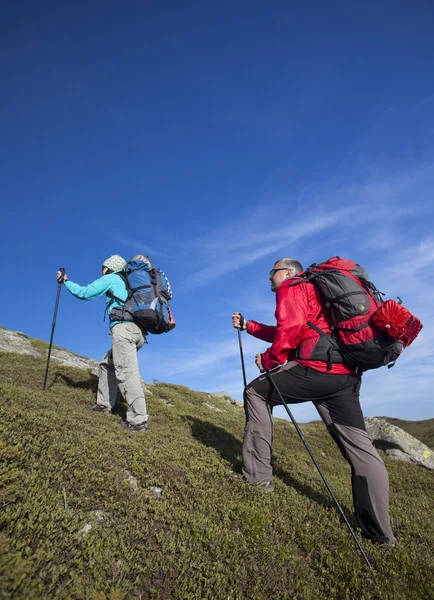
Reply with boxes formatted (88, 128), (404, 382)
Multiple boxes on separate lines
(232, 312), (248, 330)
(255, 353), (265, 372)
(57, 270), (67, 283)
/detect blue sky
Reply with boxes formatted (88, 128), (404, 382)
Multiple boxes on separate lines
(1, 1), (433, 422)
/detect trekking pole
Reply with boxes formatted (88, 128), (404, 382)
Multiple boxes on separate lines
(43, 268), (65, 390)
(237, 315), (247, 388)
(266, 370), (373, 569)
(237, 330), (247, 388)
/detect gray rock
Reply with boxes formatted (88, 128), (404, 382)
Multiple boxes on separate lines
(49, 348), (99, 371)
(77, 522), (93, 537)
(0, 329), (41, 358)
(384, 449), (413, 463)
(205, 402), (224, 413)
(365, 417), (434, 470)
(121, 469), (139, 492)
(111, 559), (123, 579)
(210, 391), (237, 405)
(158, 397), (175, 407)
(77, 510), (106, 537)
(0, 325), (100, 371)
(149, 486), (163, 499)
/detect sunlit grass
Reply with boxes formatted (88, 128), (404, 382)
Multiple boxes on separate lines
(1, 351), (433, 599)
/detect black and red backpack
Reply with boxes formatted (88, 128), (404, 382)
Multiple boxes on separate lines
(291, 257), (423, 372)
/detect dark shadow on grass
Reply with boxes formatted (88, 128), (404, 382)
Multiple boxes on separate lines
(50, 372), (127, 419)
(271, 464), (354, 517)
(187, 416), (243, 472)
(187, 416), (355, 518)
(52, 372), (98, 393)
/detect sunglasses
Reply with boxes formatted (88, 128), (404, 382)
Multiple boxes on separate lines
(269, 268), (289, 276)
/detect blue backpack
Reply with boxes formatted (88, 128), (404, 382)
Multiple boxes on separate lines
(107, 254), (175, 334)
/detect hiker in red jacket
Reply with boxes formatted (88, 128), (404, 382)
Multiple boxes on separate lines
(232, 257), (396, 545)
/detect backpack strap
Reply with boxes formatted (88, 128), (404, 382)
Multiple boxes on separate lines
(106, 273), (129, 304)
(305, 321), (335, 371)
(285, 275), (307, 288)
(335, 322), (370, 333)
(327, 291), (368, 303)
(106, 291), (127, 304)
(306, 321), (327, 336)
(104, 273), (132, 321)
(149, 268), (160, 302)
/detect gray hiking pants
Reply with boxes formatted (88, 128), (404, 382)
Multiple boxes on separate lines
(242, 361), (395, 544)
(96, 322), (148, 425)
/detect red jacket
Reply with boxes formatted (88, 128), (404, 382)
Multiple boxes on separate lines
(247, 279), (354, 374)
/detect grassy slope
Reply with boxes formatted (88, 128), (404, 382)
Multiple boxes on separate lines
(0, 352), (433, 600)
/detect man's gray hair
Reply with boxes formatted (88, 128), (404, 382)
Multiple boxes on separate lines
(275, 258), (303, 273)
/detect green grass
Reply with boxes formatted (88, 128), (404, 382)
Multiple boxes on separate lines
(1, 351), (433, 599)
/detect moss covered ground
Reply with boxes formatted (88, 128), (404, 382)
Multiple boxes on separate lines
(1, 351), (433, 599)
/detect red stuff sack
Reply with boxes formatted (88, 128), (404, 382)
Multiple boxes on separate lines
(372, 299), (423, 347)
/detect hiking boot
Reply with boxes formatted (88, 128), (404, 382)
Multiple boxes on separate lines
(241, 476), (274, 492)
(376, 538), (397, 548)
(91, 404), (111, 414)
(119, 419), (149, 433)
(255, 481), (274, 492)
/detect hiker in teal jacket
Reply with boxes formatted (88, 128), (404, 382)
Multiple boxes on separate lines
(57, 254), (149, 432)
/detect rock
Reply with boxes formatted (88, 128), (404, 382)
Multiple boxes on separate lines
(111, 559), (123, 579)
(0, 329), (41, 358)
(209, 391), (237, 405)
(77, 522), (93, 537)
(205, 403), (223, 413)
(121, 469), (139, 492)
(158, 398), (175, 407)
(49, 348), (99, 370)
(77, 510), (106, 537)
(384, 449), (413, 463)
(365, 417), (434, 470)
(149, 486), (163, 499)
(0, 326), (100, 371)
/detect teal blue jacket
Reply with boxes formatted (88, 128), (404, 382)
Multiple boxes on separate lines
(64, 274), (127, 328)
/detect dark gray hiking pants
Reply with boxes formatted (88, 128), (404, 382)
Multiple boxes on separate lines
(242, 361), (395, 544)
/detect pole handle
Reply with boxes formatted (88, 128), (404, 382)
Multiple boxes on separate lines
(57, 267), (65, 284)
